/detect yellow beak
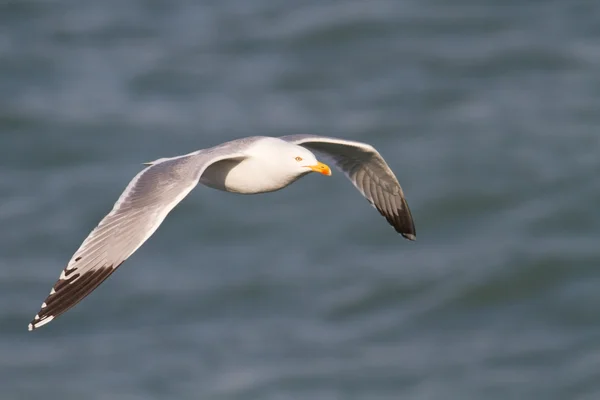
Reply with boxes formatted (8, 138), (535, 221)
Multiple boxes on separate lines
(308, 161), (332, 176)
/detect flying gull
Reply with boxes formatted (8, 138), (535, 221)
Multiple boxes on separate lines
(28, 135), (416, 331)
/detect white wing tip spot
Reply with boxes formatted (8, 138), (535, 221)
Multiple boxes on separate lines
(28, 315), (54, 331)
(50, 288), (56, 295)
(41, 302), (47, 309)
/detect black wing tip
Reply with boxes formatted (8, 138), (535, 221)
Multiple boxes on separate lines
(375, 197), (416, 240)
(397, 197), (416, 241)
(380, 210), (416, 240)
(395, 218), (416, 240)
(28, 265), (116, 332)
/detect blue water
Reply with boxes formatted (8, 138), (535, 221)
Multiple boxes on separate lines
(2, 1), (600, 399)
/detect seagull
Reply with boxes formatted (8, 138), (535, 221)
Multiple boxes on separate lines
(28, 135), (416, 331)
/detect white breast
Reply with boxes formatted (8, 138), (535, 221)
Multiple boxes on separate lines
(200, 157), (303, 194)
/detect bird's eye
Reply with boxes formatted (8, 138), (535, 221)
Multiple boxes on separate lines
(295, 156), (303, 162)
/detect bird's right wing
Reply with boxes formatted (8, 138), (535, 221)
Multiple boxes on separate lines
(281, 134), (415, 240)
(29, 151), (246, 331)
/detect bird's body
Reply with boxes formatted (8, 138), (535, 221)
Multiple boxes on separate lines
(199, 137), (313, 193)
(28, 135), (416, 331)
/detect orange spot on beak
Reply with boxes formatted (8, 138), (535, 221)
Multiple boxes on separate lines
(308, 161), (332, 176)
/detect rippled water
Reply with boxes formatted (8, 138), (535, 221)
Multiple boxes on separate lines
(2, 1), (600, 399)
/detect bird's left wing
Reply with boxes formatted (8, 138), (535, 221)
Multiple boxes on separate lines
(281, 134), (416, 240)
(29, 151), (246, 331)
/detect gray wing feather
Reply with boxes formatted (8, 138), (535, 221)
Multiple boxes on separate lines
(29, 150), (246, 330)
(281, 134), (416, 240)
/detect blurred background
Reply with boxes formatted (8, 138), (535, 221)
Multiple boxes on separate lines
(1, 0), (600, 399)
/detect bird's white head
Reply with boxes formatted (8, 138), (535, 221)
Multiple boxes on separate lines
(287, 145), (332, 177)
(279, 139), (331, 176)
